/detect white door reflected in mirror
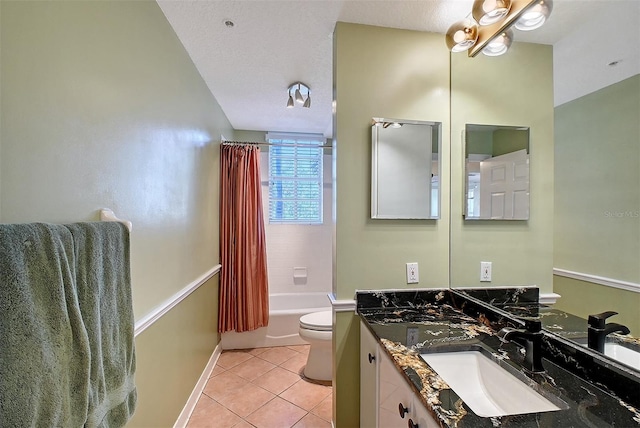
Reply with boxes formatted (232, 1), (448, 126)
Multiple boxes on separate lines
(465, 124), (530, 220)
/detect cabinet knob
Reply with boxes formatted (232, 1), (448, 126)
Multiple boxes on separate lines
(398, 403), (409, 418)
(408, 418), (419, 428)
(368, 353), (375, 364)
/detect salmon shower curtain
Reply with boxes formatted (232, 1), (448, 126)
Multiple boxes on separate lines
(219, 144), (269, 333)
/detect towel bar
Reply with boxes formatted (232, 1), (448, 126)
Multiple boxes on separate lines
(100, 208), (133, 232)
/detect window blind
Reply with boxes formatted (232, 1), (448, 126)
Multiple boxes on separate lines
(267, 133), (324, 224)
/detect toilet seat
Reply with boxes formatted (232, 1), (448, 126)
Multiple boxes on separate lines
(299, 310), (332, 331)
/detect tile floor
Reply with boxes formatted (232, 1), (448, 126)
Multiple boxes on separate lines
(186, 345), (332, 428)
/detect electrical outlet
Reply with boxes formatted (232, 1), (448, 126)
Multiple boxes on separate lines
(406, 327), (419, 347)
(406, 262), (419, 284)
(480, 261), (492, 282)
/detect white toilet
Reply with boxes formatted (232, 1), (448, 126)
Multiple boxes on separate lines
(298, 310), (333, 382)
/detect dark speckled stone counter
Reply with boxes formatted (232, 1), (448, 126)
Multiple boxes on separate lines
(357, 289), (640, 427)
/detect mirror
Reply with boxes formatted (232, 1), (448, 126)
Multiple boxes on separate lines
(449, 0), (639, 372)
(452, 287), (640, 373)
(371, 118), (441, 219)
(465, 124), (530, 220)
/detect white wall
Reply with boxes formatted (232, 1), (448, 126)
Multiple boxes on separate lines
(260, 151), (333, 295)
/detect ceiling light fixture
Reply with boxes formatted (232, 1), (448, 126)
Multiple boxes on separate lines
(446, 0), (553, 57)
(287, 82), (311, 109)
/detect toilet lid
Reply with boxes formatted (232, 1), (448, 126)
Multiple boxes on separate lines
(300, 310), (332, 331)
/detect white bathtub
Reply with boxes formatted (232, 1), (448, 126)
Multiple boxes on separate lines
(220, 292), (332, 350)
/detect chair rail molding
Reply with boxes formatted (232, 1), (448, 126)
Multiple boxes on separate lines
(554, 268), (640, 294)
(134, 264), (222, 337)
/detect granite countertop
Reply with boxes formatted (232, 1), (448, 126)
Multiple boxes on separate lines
(357, 289), (640, 427)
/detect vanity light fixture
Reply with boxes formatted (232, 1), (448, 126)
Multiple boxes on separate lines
(446, 0), (553, 57)
(287, 82), (311, 108)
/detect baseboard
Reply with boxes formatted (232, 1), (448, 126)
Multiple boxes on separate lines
(173, 343), (222, 428)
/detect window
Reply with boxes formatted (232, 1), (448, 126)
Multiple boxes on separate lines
(267, 133), (324, 224)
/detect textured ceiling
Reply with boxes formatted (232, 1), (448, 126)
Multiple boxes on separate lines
(157, 0), (640, 137)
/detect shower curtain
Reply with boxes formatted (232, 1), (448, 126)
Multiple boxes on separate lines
(219, 144), (269, 333)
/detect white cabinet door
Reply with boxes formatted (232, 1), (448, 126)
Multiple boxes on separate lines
(360, 322), (379, 428)
(361, 320), (440, 428)
(409, 396), (440, 428)
(378, 345), (416, 427)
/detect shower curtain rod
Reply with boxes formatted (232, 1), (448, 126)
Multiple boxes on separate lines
(222, 140), (333, 149)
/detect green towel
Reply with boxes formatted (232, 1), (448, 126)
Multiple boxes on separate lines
(66, 222), (136, 428)
(0, 222), (136, 427)
(0, 223), (91, 427)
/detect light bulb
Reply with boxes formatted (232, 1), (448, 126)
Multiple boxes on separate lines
(472, 0), (512, 26)
(295, 84), (304, 104)
(482, 29), (513, 56)
(445, 19), (479, 52)
(514, 0), (553, 31)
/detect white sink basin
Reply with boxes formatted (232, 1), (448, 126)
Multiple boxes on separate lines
(421, 351), (561, 418)
(581, 342), (640, 368)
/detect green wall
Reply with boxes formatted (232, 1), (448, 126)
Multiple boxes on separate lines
(0, 1), (229, 425)
(553, 74), (640, 335)
(466, 128), (529, 157)
(131, 276), (219, 427)
(333, 23), (451, 298)
(450, 43), (554, 289)
(493, 128), (529, 157)
(333, 25), (555, 426)
(333, 22), (450, 427)
(554, 276), (640, 336)
(554, 75), (640, 282)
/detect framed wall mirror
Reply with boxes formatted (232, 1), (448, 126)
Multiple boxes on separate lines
(371, 118), (441, 219)
(465, 124), (530, 220)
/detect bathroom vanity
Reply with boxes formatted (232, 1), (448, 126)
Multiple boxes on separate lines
(357, 289), (640, 427)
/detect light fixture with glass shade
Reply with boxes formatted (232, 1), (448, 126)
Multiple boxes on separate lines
(286, 90), (295, 108)
(446, 0), (553, 57)
(472, 0), (513, 26)
(286, 82), (311, 108)
(303, 91), (311, 108)
(514, 0), (553, 31)
(445, 19), (479, 52)
(482, 29), (513, 56)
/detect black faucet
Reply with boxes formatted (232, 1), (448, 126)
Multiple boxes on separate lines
(498, 319), (545, 373)
(587, 311), (630, 353)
